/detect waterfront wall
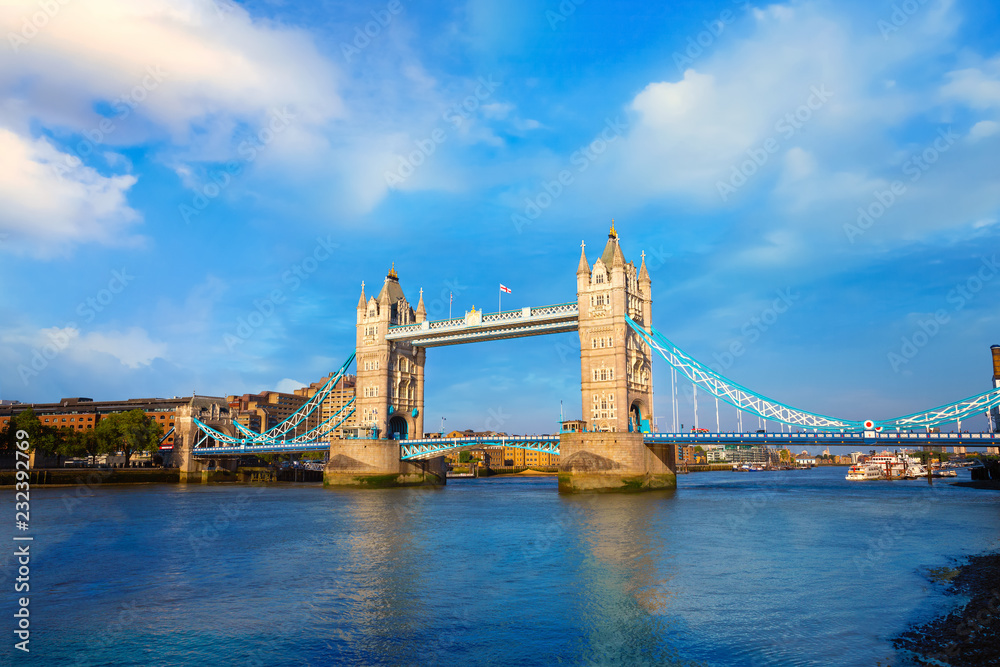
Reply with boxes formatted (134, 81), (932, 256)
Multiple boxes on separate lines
(0, 468), (181, 486)
(557, 432), (676, 493)
(324, 439), (446, 488)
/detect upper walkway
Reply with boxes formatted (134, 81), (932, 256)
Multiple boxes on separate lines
(385, 302), (579, 347)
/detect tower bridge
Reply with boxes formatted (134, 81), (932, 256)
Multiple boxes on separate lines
(174, 224), (1000, 491)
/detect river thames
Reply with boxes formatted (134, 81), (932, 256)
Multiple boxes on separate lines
(5, 467), (998, 666)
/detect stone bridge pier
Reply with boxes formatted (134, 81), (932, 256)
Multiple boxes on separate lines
(324, 439), (446, 488)
(558, 432), (676, 493)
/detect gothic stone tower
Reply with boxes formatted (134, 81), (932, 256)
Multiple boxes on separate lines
(576, 223), (654, 433)
(355, 265), (426, 440)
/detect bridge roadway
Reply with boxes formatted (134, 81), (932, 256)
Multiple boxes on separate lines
(398, 430), (1000, 460)
(187, 430), (1000, 458)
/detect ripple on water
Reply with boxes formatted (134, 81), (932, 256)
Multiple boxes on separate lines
(8, 469), (999, 666)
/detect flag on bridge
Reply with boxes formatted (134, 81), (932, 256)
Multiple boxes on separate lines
(500, 284), (511, 293)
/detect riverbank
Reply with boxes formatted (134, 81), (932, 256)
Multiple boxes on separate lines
(0, 467), (322, 487)
(486, 466), (558, 476)
(0, 468), (181, 487)
(894, 551), (1000, 665)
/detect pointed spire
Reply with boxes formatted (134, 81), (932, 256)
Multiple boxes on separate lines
(611, 240), (626, 268)
(577, 240), (590, 274)
(639, 250), (650, 283)
(357, 281), (367, 309)
(600, 221), (625, 268)
(416, 287), (427, 322)
(387, 262), (398, 281)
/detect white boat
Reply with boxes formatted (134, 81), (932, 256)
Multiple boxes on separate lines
(846, 464), (882, 481)
(846, 451), (920, 480)
(868, 451), (919, 480)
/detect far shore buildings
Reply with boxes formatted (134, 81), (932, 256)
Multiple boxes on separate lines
(0, 396), (207, 450)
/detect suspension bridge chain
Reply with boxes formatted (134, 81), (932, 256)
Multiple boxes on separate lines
(625, 317), (1000, 432)
(192, 352), (357, 450)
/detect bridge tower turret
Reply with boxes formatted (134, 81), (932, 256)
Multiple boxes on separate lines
(576, 223), (654, 433)
(355, 265), (426, 440)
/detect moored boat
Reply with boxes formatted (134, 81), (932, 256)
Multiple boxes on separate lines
(846, 464), (882, 481)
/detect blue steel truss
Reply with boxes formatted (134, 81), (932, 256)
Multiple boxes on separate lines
(190, 352), (357, 455)
(400, 435), (560, 460)
(627, 316), (1000, 432)
(644, 431), (1000, 447)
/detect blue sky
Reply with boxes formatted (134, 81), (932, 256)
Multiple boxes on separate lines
(1, 0), (999, 440)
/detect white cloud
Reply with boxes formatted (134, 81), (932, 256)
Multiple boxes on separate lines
(941, 57), (1000, 110)
(968, 120), (999, 142)
(71, 328), (168, 369)
(0, 0), (343, 141)
(274, 378), (307, 394)
(2, 324), (166, 370)
(0, 128), (140, 256)
(580, 0), (1000, 269)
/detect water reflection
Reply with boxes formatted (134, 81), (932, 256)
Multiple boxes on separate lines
(565, 491), (691, 666)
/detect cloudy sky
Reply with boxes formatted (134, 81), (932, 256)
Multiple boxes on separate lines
(1, 0), (998, 438)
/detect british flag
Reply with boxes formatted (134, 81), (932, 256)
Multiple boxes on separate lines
(500, 284), (511, 293)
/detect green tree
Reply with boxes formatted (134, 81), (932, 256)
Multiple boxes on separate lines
(459, 451), (473, 463)
(58, 429), (112, 466)
(98, 410), (164, 466)
(1, 408), (64, 459)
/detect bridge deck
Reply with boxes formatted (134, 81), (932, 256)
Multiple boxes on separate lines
(385, 303), (578, 347)
(187, 430), (1000, 458)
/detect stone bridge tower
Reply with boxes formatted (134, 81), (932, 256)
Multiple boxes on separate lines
(575, 223), (654, 433)
(355, 265), (426, 440)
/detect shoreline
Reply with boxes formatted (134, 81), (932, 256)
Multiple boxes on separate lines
(894, 551), (1000, 665)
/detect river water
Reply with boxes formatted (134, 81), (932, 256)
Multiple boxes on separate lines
(4, 467), (998, 666)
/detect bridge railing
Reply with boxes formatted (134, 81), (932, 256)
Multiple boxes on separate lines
(387, 302), (579, 338)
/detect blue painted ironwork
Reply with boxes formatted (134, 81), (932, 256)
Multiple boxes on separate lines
(192, 404), (356, 456)
(626, 317), (861, 430)
(643, 431), (1000, 447)
(400, 435), (560, 460)
(190, 352), (357, 455)
(192, 440), (334, 456)
(626, 316), (1000, 432)
(256, 353), (356, 440)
